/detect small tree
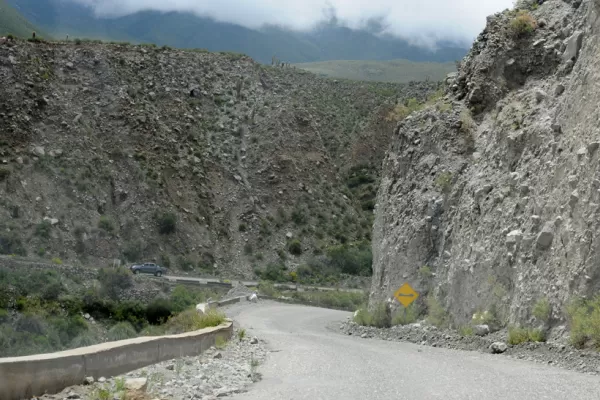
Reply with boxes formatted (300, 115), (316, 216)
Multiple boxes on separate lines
(157, 212), (177, 234)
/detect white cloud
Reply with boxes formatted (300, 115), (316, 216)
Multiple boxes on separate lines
(69, 0), (514, 46)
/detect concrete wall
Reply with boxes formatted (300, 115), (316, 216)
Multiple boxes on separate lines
(0, 322), (232, 400)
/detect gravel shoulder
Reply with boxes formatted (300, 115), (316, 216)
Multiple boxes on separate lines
(338, 318), (600, 376)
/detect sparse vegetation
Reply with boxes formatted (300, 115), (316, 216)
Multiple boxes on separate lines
(215, 335), (228, 349)
(237, 328), (246, 341)
(98, 216), (115, 233)
(510, 10), (537, 38)
(288, 239), (302, 255)
(532, 297), (551, 323)
(353, 302), (391, 328)
(426, 296), (449, 328)
(156, 212), (177, 234)
(507, 326), (546, 345)
(392, 304), (420, 326)
(434, 171), (453, 193)
(567, 296), (600, 349)
(418, 265), (433, 279)
(164, 309), (226, 334)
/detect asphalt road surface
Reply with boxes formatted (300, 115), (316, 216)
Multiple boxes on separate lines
(230, 302), (600, 400)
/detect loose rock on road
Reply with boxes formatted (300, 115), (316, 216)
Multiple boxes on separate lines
(229, 302), (600, 400)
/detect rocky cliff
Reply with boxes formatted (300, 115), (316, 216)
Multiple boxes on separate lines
(0, 39), (436, 277)
(372, 0), (600, 327)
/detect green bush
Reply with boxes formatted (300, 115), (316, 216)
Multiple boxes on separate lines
(426, 296), (449, 328)
(107, 321), (137, 341)
(157, 212), (177, 234)
(35, 220), (52, 239)
(392, 304), (419, 326)
(257, 281), (280, 297)
(567, 296), (600, 349)
(325, 242), (372, 276)
(71, 332), (99, 348)
(288, 240), (302, 255)
(291, 290), (366, 311)
(0, 232), (26, 256)
(508, 326), (546, 345)
(123, 240), (143, 262)
(98, 267), (133, 299)
(145, 299), (173, 324)
(113, 300), (147, 330)
(165, 309), (226, 334)
(98, 216), (115, 233)
(353, 302), (391, 328)
(532, 297), (550, 323)
(510, 10), (537, 38)
(256, 264), (288, 282)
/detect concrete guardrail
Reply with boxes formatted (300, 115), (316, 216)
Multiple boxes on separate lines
(0, 322), (233, 400)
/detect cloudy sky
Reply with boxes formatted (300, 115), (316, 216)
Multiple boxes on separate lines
(69, 0), (515, 46)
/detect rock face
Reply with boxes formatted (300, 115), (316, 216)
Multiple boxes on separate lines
(371, 0), (600, 325)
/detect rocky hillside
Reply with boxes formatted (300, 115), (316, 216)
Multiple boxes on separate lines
(372, 0), (600, 327)
(0, 38), (437, 278)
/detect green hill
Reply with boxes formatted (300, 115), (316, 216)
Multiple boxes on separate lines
(0, 0), (45, 38)
(295, 59), (457, 83)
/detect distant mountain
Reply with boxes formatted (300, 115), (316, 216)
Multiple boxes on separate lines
(7, 0), (469, 64)
(0, 0), (46, 38)
(296, 59), (457, 83)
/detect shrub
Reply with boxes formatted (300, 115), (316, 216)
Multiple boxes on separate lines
(177, 255), (195, 271)
(107, 321), (137, 341)
(244, 243), (253, 255)
(157, 212), (177, 234)
(98, 267), (133, 299)
(0, 232), (26, 256)
(288, 240), (302, 255)
(392, 304), (419, 326)
(257, 281), (279, 297)
(113, 300), (147, 330)
(0, 167), (10, 181)
(426, 296), (449, 328)
(510, 11), (537, 38)
(238, 223), (247, 232)
(459, 325), (474, 336)
(434, 172), (453, 193)
(145, 299), (173, 324)
(51, 257), (63, 265)
(386, 97), (422, 122)
(567, 296), (600, 349)
(508, 326), (546, 345)
(418, 265), (433, 279)
(165, 309), (226, 334)
(237, 328), (246, 341)
(70, 332), (99, 348)
(123, 240), (143, 262)
(98, 216), (115, 233)
(256, 264), (288, 282)
(325, 242), (372, 276)
(354, 302), (390, 328)
(35, 220), (52, 239)
(532, 297), (551, 323)
(291, 209), (307, 225)
(160, 253), (171, 268)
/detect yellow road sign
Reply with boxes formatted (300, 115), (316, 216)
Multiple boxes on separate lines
(394, 283), (419, 307)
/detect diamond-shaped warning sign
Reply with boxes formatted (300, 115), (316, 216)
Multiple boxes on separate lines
(394, 283), (419, 307)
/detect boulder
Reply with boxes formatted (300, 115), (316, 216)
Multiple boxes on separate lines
(490, 342), (508, 354)
(250, 336), (258, 344)
(562, 31), (584, 62)
(536, 223), (554, 250)
(473, 324), (490, 336)
(248, 293), (258, 303)
(83, 376), (94, 385)
(125, 378), (148, 392)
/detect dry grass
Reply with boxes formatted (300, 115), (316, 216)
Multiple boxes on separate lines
(510, 11), (537, 38)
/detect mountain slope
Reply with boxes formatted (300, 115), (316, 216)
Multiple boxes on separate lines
(296, 59), (456, 83)
(0, 39), (438, 279)
(0, 0), (45, 38)
(371, 0), (600, 330)
(7, 0), (468, 64)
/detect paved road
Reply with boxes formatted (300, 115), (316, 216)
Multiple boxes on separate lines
(230, 303), (600, 400)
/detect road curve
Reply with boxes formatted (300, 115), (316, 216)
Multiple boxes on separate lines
(230, 302), (600, 400)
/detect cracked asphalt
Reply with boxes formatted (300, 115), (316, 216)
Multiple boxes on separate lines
(228, 302), (600, 400)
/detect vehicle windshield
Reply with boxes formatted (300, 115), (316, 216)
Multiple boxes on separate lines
(3, 1), (598, 399)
